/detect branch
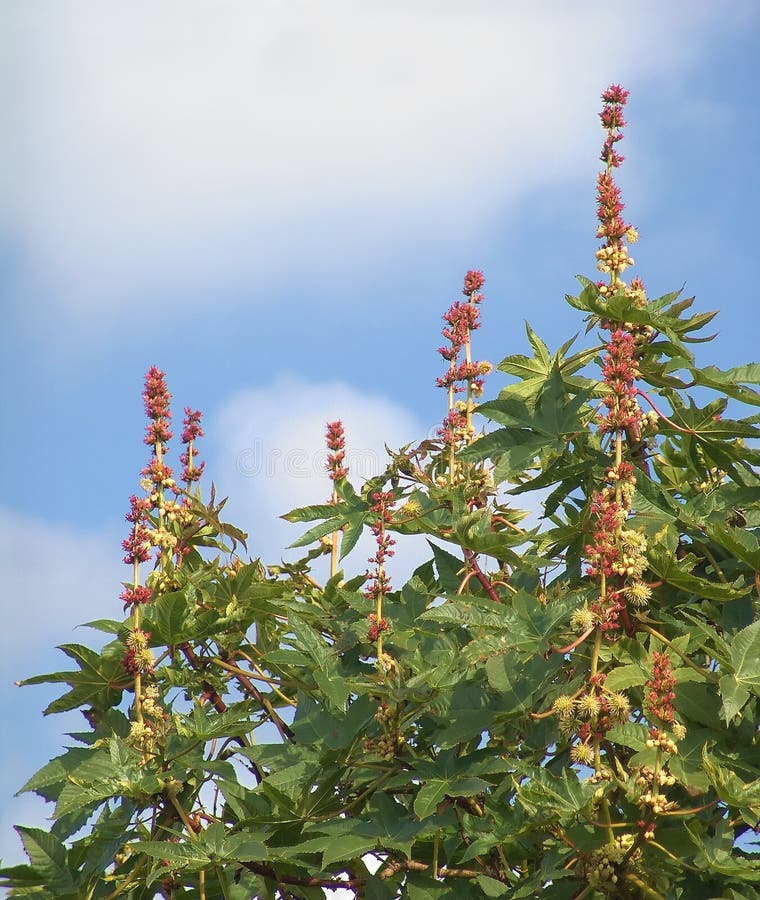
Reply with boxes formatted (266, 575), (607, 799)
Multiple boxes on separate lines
(377, 858), (484, 880)
(463, 549), (501, 602)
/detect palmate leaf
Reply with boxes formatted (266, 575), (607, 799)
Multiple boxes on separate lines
(18, 643), (127, 715)
(566, 279), (719, 343)
(475, 364), (592, 443)
(299, 794), (425, 860)
(719, 618), (760, 721)
(701, 749), (760, 819)
(485, 653), (562, 718)
(17, 747), (93, 801)
(4, 827), (78, 895)
(515, 767), (596, 824)
(646, 546), (750, 602)
(690, 363), (760, 407)
(411, 749), (496, 820)
(705, 523), (760, 571)
(175, 703), (256, 740)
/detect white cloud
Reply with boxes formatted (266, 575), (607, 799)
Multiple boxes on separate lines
(3, 0), (749, 328)
(212, 374), (431, 579)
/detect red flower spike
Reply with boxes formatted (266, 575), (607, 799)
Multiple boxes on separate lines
(645, 651), (677, 724)
(325, 421), (349, 481)
(142, 366), (173, 447)
(180, 408), (205, 484)
(181, 408), (204, 444)
(436, 272), (489, 446)
(364, 491), (396, 612)
(463, 270), (485, 295)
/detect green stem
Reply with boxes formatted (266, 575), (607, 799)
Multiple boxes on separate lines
(639, 623), (719, 683)
(464, 291), (475, 437)
(330, 486), (340, 578)
(625, 872), (666, 899)
(692, 540), (727, 583)
(132, 560), (144, 726)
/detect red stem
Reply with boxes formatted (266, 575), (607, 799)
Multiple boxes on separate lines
(463, 549), (500, 603)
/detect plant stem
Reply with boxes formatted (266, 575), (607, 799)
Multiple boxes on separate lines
(639, 623), (719, 683)
(625, 874), (666, 899)
(330, 484), (340, 578)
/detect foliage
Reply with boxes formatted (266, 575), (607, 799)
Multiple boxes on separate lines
(3, 86), (759, 900)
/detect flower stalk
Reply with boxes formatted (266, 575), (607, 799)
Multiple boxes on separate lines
(325, 420), (348, 578)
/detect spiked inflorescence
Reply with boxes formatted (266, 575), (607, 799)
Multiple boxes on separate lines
(325, 420), (348, 482)
(364, 491), (395, 648)
(437, 271), (492, 449)
(180, 407), (205, 486)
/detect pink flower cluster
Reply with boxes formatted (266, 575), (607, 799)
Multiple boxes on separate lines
(436, 271), (488, 445)
(595, 85), (636, 285)
(180, 407), (205, 484)
(325, 420), (348, 482)
(121, 368), (206, 605)
(598, 328), (643, 438)
(585, 491), (622, 580)
(143, 366), (173, 449)
(645, 651), (676, 724)
(599, 84), (629, 170)
(364, 490), (395, 640)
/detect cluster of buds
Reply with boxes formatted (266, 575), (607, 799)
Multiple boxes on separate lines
(585, 485), (625, 580)
(364, 491), (395, 642)
(598, 329), (643, 439)
(134, 368), (181, 563)
(374, 701), (395, 725)
(140, 369), (178, 511)
(143, 365), (173, 449)
(127, 684), (171, 753)
(364, 733), (403, 762)
(579, 833), (639, 889)
(595, 85), (636, 289)
(645, 651), (677, 724)
(122, 494), (154, 568)
(325, 420), (348, 482)
(634, 716), (684, 827)
(367, 613), (390, 642)
(436, 271), (492, 447)
(180, 407), (205, 485)
(122, 628), (154, 676)
(554, 680), (631, 762)
(636, 765), (677, 790)
(122, 370), (208, 599)
(585, 343), (649, 635)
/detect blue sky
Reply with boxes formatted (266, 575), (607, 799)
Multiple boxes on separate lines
(1, 0), (759, 868)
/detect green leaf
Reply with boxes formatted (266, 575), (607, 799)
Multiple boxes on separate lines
(287, 515), (345, 548)
(18, 643), (126, 715)
(516, 768), (596, 824)
(176, 704), (255, 740)
(647, 546), (750, 602)
(603, 664), (646, 692)
(17, 747), (92, 799)
(135, 839), (212, 869)
(282, 502), (344, 523)
(702, 748), (760, 816)
(148, 589), (192, 644)
(705, 523), (760, 571)
(339, 511), (367, 559)
(15, 827), (76, 895)
(485, 653), (562, 716)
(412, 749), (492, 819)
(475, 875), (512, 897)
(721, 619), (760, 720)
(691, 364), (760, 407)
